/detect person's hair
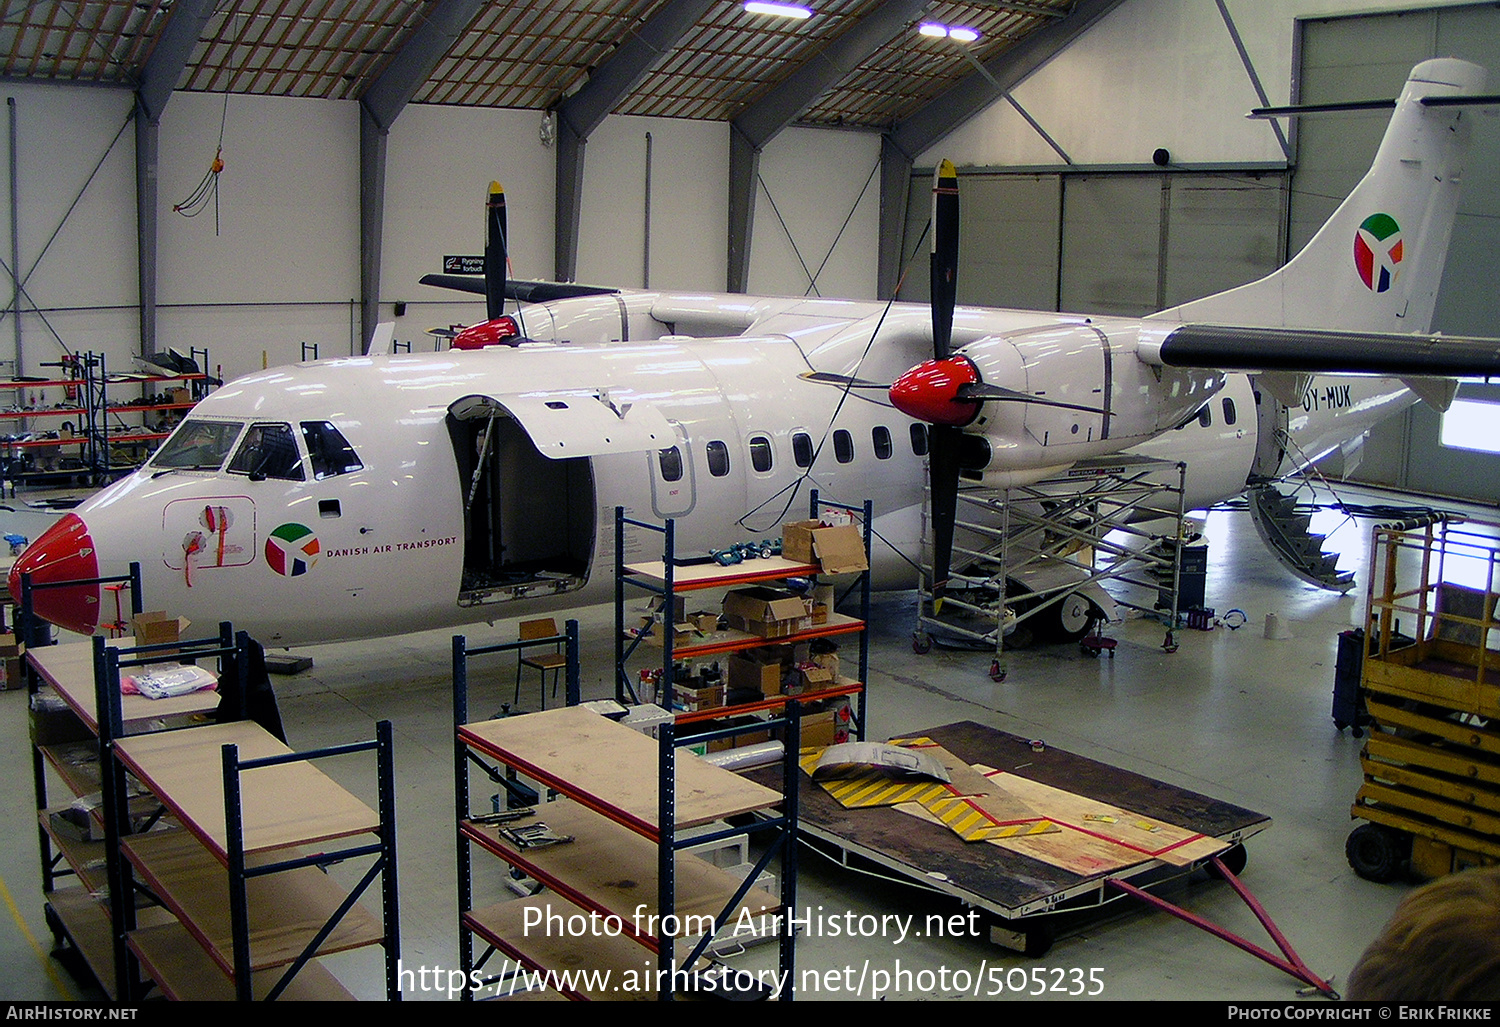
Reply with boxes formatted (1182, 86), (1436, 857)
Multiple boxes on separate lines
(1347, 867), (1500, 1000)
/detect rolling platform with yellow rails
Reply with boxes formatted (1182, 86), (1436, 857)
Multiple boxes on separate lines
(1348, 517), (1500, 882)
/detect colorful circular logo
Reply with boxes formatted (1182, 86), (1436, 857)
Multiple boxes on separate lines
(1354, 213), (1403, 293)
(266, 523), (319, 576)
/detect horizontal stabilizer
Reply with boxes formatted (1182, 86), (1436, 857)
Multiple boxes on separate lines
(1155, 324), (1500, 379)
(419, 274), (620, 303)
(1251, 93), (1500, 118)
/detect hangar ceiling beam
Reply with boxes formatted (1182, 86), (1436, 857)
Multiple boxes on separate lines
(554, 0), (716, 283)
(357, 0), (488, 350)
(133, 0), (218, 358)
(727, 0), (928, 293)
(877, 0), (1128, 298)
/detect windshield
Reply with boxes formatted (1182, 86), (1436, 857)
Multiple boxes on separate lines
(151, 419), (245, 471)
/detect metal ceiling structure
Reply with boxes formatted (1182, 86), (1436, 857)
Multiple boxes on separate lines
(0, 0), (1126, 349)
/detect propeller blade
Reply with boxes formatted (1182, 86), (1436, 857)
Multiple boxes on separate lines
(930, 159), (959, 361)
(956, 382), (1106, 415)
(485, 181), (507, 322)
(800, 371), (893, 389)
(927, 423), (963, 606)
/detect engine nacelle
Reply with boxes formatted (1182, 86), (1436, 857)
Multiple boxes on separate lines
(951, 321), (1223, 477)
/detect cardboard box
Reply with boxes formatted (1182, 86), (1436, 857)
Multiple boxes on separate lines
(133, 612), (191, 650)
(787, 663), (835, 695)
(799, 698), (854, 748)
(688, 611), (721, 634)
(1, 655), (22, 691)
(781, 521), (868, 575)
(0, 632), (24, 659)
(722, 587), (811, 639)
(672, 681), (723, 712)
(728, 647), (790, 696)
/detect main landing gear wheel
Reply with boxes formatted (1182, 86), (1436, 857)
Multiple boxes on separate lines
(1346, 823), (1409, 883)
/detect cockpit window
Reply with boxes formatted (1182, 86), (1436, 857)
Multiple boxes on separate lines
(228, 422), (305, 481)
(151, 419), (244, 471)
(301, 421), (363, 479)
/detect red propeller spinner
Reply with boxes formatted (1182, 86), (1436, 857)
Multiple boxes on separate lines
(888, 356), (983, 428)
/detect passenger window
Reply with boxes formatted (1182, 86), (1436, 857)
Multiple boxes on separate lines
(1197, 406), (1212, 428)
(706, 440), (730, 477)
(1222, 398), (1237, 426)
(228, 423), (305, 481)
(792, 432), (814, 468)
(749, 435), (773, 473)
(300, 421), (363, 479)
(152, 419), (243, 471)
(909, 423), (928, 456)
(658, 447), (683, 482)
(872, 426), (893, 460)
(833, 429), (854, 464)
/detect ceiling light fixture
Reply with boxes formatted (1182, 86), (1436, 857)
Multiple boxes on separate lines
(919, 22), (981, 43)
(745, 2), (813, 18)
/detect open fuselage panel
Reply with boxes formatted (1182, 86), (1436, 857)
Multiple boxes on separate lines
(448, 410), (596, 607)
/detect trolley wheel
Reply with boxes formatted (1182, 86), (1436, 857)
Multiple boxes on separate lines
(912, 633), (932, 655)
(988, 660), (1006, 683)
(1080, 643), (1099, 658)
(1346, 823), (1409, 883)
(1206, 843), (1248, 879)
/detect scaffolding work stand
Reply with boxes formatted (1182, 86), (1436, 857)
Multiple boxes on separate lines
(912, 457), (1189, 679)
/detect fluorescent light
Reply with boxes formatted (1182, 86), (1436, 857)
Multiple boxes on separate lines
(919, 22), (982, 43)
(745, 1), (812, 18)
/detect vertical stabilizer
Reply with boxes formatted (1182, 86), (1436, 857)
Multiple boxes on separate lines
(1153, 58), (1485, 334)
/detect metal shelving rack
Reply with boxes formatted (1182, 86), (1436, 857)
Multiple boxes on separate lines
(613, 490), (871, 742)
(454, 625), (800, 1000)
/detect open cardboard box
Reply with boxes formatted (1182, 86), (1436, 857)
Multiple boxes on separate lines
(781, 520), (868, 575)
(132, 611), (191, 650)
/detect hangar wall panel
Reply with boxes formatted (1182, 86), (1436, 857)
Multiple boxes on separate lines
(749, 127), (881, 301)
(577, 114), (728, 293)
(899, 174), (1060, 313)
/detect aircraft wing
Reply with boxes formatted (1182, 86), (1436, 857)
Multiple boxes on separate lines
(1151, 324), (1500, 377)
(418, 274), (619, 304)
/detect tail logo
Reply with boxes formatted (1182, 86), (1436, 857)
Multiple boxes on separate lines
(266, 522), (320, 576)
(1354, 213), (1403, 293)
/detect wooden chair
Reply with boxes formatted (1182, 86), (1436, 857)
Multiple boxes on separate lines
(515, 618), (568, 710)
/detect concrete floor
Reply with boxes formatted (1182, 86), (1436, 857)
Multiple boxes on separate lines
(1, 480), (1491, 1002)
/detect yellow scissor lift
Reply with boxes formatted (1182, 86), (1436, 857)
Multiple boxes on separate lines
(1348, 517), (1500, 882)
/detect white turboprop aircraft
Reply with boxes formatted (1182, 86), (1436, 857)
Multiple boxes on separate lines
(12, 58), (1500, 647)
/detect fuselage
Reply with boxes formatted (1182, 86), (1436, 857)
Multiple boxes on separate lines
(12, 289), (1416, 645)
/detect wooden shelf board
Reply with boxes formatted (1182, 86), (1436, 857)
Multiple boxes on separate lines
(674, 678), (864, 725)
(29, 638), (222, 735)
(460, 707), (781, 837)
(464, 898), (659, 1002)
(121, 829), (385, 977)
(462, 799), (776, 940)
(115, 720), (379, 860)
(129, 921), (355, 1001)
(625, 557), (820, 591)
(39, 740), (103, 798)
(45, 887), (119, 1000)
(634, 613), (865, 661)
(45, 889), (176, 1001)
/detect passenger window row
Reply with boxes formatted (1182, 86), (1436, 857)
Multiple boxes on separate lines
(657, 423), (931, 480)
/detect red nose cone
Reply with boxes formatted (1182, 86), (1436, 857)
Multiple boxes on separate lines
(9, 513), (101, 636)
(889, 357), (982, 427)
(453, 316), (520, 350)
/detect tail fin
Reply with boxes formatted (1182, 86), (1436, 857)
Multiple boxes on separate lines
(1153, 58), (1486, 334)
